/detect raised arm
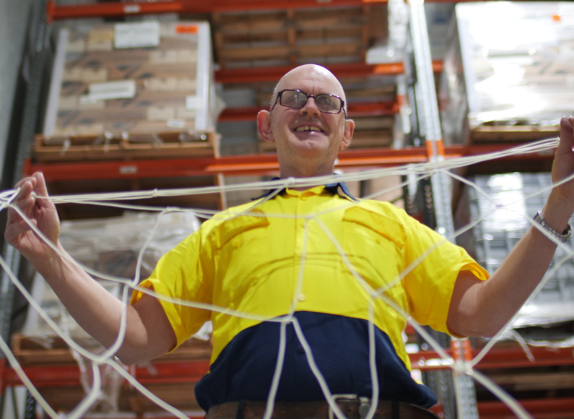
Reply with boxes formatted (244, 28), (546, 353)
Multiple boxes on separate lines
(447, 116), (574, 338)
(4, 173), (176, 364)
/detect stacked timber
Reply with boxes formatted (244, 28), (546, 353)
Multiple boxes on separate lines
(36, 21), (219, 162)
(212, 5), (387, 68)
(440, 2), (574, 144)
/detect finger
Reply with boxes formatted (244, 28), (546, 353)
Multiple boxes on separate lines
(31, 172), (54, 209)
(8, 180), (38, 225)
(13, 182), (36, 209)
(32, 173), (49, 197)
(4, 219), (35, 245)
(14, 176), (37, 196)
(13, 179), (33, 200)
(6, 199), (34, 226)
(557, 116), (574, 155)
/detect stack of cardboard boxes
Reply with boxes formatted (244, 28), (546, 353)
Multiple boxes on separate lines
(35, 21), (219, 162)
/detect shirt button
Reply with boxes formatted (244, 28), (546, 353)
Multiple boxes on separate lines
(298, 293), (306, 302)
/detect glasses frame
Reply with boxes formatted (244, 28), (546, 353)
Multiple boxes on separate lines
(271, 89), (347, 118)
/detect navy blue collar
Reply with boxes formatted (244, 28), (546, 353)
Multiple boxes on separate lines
(253, 177), (358, 201)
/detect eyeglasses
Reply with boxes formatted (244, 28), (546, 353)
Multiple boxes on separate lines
(271, 89), (346, 117)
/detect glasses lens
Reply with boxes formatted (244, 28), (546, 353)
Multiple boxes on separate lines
(315, 95), (342, 113)
(281, 90), (308, 108)
(278, 90), (343, 114)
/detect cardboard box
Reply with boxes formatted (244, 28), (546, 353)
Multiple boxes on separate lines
(37, 21), (219, 161)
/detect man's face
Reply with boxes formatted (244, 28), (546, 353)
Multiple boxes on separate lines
(262, 66), (353, 175)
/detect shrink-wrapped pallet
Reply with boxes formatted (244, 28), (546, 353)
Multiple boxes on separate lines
(454, 173), (574, 333)
(440, 2), (574, 144)
(21, 211), (202, 345)
(36, 21), (219, 162)
(14, 211), (209, 413)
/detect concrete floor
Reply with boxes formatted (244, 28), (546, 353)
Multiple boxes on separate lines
(0, 0), (34, 179)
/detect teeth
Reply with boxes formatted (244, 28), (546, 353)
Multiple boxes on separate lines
(295, 126), (322, 132)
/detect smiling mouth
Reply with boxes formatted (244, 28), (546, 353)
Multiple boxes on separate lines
(294, 125), (324, 133)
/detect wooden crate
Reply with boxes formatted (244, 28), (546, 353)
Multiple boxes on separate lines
(11, 334), (211, 415)
(37, 382), (203, 415)
(212, 5), (387, 68)
(33, 131), (219, 163)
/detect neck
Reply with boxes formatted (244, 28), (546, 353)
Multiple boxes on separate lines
(278, 163), (335, 191)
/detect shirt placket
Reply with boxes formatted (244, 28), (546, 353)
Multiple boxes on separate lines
(294, 191), (315, 305)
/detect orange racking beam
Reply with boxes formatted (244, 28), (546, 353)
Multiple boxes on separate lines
(2, 359), (211, 390)
(24, 148), (435, 181)
(24, 143), (556, 181)
(48, 0), (388, 20)
(216, 63), (404, 84)
(478, 398), (574, 418)
(219, 101), (398, 122)
(0, 358), (4, 394)
(5, 344), (574, 391)
(47, 0), (487, 20)
(215, 62), (443, 84)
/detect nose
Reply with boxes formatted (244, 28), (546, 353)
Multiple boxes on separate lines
(299, 96), (321, 117)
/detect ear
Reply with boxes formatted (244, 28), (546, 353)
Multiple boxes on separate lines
(257, 110), (275, 143)
(339, 118), (354, 151)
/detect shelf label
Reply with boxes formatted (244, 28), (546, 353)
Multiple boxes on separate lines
(82, 80), (136, 102)
(114, 21), (160, 49)
(120, 165), (138, 175)
(167, 119), (186, 128)
(176, 24), (198, 34)
(123, 4), (141, 14)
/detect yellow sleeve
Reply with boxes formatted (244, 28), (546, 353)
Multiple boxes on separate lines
(130, 229), (213, 350)
(402, 214), (489, 334)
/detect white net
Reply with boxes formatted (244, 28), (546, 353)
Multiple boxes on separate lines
(0, 136), (570, 419)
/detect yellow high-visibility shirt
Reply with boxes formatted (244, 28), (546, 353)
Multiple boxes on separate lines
(132, 184), (488, 371)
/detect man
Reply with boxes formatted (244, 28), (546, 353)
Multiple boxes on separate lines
(5, 64), (574, 417)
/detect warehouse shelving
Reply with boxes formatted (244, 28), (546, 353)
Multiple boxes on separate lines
(24, 142), (556, 181)
(45, 0), (474, 20)
(1, 1), (569, 418)
(5, 344), (574, 385)
(4, 344), (574, 417)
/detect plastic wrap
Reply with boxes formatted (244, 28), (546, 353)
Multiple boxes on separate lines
(455, 173), (574, 331)
(441, 2), (574, 144)
(21, 211), (202, 412)
(24, 211), (201, 339)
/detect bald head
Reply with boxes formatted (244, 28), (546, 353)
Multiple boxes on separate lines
(257, 63), (354, 179)
(270, 64), (347, 113)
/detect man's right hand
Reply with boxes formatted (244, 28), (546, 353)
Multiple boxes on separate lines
(4, 172), (62, 272)
(3, 172), (176, 364)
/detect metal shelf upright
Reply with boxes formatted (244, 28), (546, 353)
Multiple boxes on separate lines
(0, 0), (53, 418)
(407, 0), (478, 417)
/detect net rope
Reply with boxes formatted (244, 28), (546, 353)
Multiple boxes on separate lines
(0, 137), (570, 419)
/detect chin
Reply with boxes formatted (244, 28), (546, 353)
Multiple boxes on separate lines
(291, 139), (331, 157)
